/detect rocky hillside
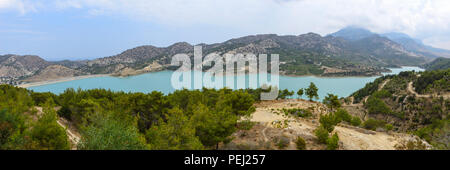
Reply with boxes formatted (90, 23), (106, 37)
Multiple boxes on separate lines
(80, 31), (429, 77)
(0, 54), (88, 85)
(80, 42), (193, 74)
(346, 69), (449, 149)
(0, 55), (51, 85)
(332, 26), (450, 59)
(383, 32), (450, 59)
(23, 65), (84, 83)
(0, 54), (50, 78)
(422, 57), (450, 70)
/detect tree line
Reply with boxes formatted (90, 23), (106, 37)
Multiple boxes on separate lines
(0, 81), (322, 150)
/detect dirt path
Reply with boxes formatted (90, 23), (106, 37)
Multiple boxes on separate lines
(34, 107), (81, 150)
(261, 124), (269, 142)
(379, 79), (390, 90)
(345, 79), (390, 107)
(57, 118), (81, 150)
(407, 82), (427, 97)
(407, 81), (450, 99)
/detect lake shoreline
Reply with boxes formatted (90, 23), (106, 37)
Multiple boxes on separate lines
(19, 70), (379, 88)
(18, 74), (111, 88)
(19, 66), (422, 88)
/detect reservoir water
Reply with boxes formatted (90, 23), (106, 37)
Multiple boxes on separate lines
(28, 67), (424, 100)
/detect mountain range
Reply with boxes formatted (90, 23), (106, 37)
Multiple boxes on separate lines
(331, 26), (450, 58)
(1, 27), (449, 85)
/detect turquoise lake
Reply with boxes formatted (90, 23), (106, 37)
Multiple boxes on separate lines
(27, 67), (424, 101)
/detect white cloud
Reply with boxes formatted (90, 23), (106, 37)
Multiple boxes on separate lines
(1, 0), (450, 49)
(0, 0), (41, 14)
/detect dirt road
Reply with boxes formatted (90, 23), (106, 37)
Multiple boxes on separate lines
(407, 81), (450, 99)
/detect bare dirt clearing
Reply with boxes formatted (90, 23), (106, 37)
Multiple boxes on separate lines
(224, 99), (430, 150)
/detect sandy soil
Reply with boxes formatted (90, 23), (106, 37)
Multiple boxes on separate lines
(112, 62), (166, 77)
(18, 74), (110, 88)
(226, 99), (431, 150)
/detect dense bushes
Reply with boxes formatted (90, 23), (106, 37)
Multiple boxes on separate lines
(0, 102), (70, 149)
(414, 118), (449, 149)
(79, 116), (148, 150)
(1, 84), (258, 150)
(29, 100), (70, 150)
(362, 118), (386, 131)
(55, 87), (256, 150)
(0, 85), (34, 114)
(0, 109), (27, 149)
(31, 92), (57, 106)
(146, 108), (204, 150)
(414, 69), (449, 94)
(365, 96), (392, 115)
(0, 85), (70, 150)
(351, 76), (390, 103)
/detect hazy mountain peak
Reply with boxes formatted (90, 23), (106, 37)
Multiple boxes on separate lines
(302, 32), (322, 38)
(382, 32), (423, 44)
(329, 26), (374, 41)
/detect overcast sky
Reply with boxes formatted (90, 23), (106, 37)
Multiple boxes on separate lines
(1, 0), (450, 60)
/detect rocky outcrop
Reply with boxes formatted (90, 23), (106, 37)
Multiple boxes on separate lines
(23, 65), (85, 83)
(0, 55), (50, 78)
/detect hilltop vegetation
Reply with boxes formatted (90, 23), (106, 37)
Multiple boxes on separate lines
(0, 85), (69, 149)
(1, 84), (264, 150)
(348, 68), (449, 149)
(422, 57), (450, 71)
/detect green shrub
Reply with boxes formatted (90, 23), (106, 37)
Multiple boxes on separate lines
(326, 133), (339, 150)
(385, 124), (393, 131)
(314, 126), (329, 144)
(372, 90), (392, 99)
(363, 118), (386, 131)
(335, 109), (352, 123)
(79, 116), (148, 150)
(31, 92), (57, 106)
(365, 96), (392, 115)
(350, 116), (362, 126)
(323, 93), (341, 110)
(319, 113), (341, 132)
(0, 109), (27, 149)
(237, 120), (255, 130)
(275, 135), (290, 149)
(284, 108), (312, 118)
(30, 100), (70, 150)
(296, 136), (306, 150)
